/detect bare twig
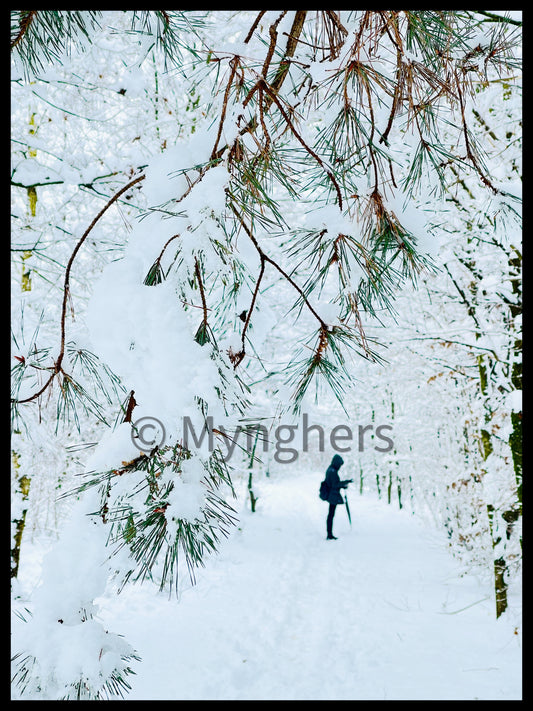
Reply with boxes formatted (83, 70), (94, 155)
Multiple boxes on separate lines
(261, 11), (288, 81)
(244, 11), (267, 44)
(155, 233), (180, 266)
(454, 70), (498, 194)
(58, 174), (145, 368)
(229, 202), (327, 335)
(210, 55), (241, 162)
(262, 11), (307, 114)
(213, 10), (308, 165)
(231, 255), (266, 367)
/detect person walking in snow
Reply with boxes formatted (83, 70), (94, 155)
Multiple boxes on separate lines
(323, 454), (352, 540)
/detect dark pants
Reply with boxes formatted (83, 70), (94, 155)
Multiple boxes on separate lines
(327, 503), (337, 538)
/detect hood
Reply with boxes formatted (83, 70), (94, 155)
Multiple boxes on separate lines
(330, 454), (344, 470)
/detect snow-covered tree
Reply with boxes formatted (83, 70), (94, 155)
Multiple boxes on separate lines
(347, 64), (521, 616)
(11, 10), (521, 699)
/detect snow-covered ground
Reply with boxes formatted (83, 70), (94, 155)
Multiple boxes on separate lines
(13, 468), (522, 700)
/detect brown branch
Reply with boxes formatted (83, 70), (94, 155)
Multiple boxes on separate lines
(123, 390), (137, 423)
(454, 70), (499, 194)
(244, 11), (267, 44)
(231, 255), (266, 368)
(212, 11), (308, 164)
(261, 81), (343, 209)
(262, 11), (307, 114)
(325, 10), (348, 37)
(155, 233), (180, 266)
(242, 78), (262, 109)
(358, 66), (380, 193)
(379, 15), (404, 145)
(12, 174), (145, 405)
(210, 55), (241, 162)
(261, 11), (288, 80)
(58, 174), (146, 369)
(257, 84), (272, 155)
(13, 371), (57, 405)
(314, 325), (329, 363)
(158, 10), (171, 31)
(11, 10), (36, 51)
(351, 11), (373, 59)
(194, 258), (208, 326)
(320, 10), (349, 60)
(229, 202), (327, 334)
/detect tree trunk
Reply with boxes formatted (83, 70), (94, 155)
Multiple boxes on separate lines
(508, 249), (522, 510)
(248, 471), (258, 513)
(11, 451), (31, 579)
(246, 428), (261, 513)
(494, 557), (508, 618)
(486, 503), (509, 618)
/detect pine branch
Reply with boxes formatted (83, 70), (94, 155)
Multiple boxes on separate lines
(229, 203), (328, 330)
(472, 10), (521, 26)
(260, 80), (344, 208)
(230, 255), (266, 368)
(12, 174), (145, 406)
(11, 11), (103, 77)
(212, 10), (309, 162)
(10, 11), (37, 51)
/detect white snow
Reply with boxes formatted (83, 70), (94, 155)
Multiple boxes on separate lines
(85, 422), (141, 471)
(14, 469), (521, 700)
(11, 8), (522, 703)
(164, 456), (207, 525)
(506, 389), (522, 414)
(85, 260), (222, 446)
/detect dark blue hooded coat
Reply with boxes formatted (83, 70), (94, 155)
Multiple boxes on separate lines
(324, 454), (350, 505)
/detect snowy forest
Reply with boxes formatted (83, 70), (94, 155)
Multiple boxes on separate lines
(11, 10), (521, 701)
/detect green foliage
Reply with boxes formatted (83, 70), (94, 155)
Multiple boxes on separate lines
(11, 10), (208, 79)
(64, 440), (237, 593)
(11, 11), (103, 78)
(10, 8), (521, 627)
(12, 643), (141, 700)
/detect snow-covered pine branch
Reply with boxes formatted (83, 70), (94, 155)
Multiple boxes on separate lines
(11, 10), (521, 699)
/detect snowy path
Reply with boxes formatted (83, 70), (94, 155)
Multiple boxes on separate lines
(96, 470), (521, 700)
